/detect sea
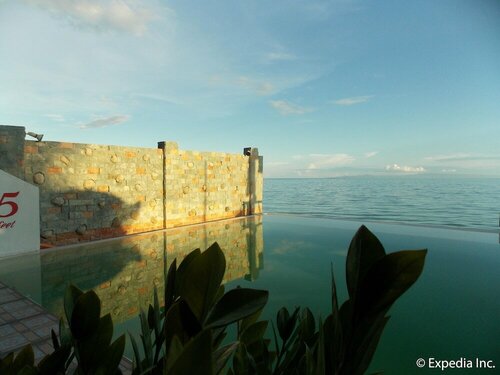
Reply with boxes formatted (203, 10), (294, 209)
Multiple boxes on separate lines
(263, 175), (500, 232)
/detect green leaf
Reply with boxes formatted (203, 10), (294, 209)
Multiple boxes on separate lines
(344, 315), (389, 375)
(37, 345), (71, 375)
(241, 321), (268, 346)
(276, 307), (289, 341)
(174, 248), (201, 296)
(315, 317), (325, 375)
(276, 307), (299, 342)
(178, 243), (226, 321)
(95, 334), (126, 375)
(329, 264), (343, 370)
(205, 288), (269, 328)
(12, 345), (35, 373)
(214, 342), (239, 375)
(70, 290), (101, 340)
(18, 367), (39, 375)
(129, 333), (143, 375)
(78, 314), (114, 367)
(239, 308), (263, 336)
(356, 249), (427, 318)
(168, 330), (214, 375)
(50, 329), (59, 351)
(139, 309), (153, 367)
(165, 335), (184, 373)
(64, 284), (83, 324)
(58, 318), (71, 347)
(176, 249), (201, 279)
(232, 343), (252, 375)
(165, 300), (202, 354)
(165, 258), (177, 309)
(346, 225), (386, 300)
(298, 308), (315, 342)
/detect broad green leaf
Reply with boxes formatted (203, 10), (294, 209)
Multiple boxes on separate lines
(212, 327), (227, 350)
(50, 329), (59, 351)
(17, 367), (39, 375)
(315, 317), (325, 375)
(298, 308), (315, 342)
(330, 264), (343, 369)
(165, 300), (201, 354)
(276, 307), (289, 341)
(205, 288), (268, 328)
(174, 249), (201, 295)
(165, 258), (177, 309)
(165, 335), (183, 373)
(168, 330), (214, 375)
(58, 318), (71, 347)
(178, 243), (226, 321)
(276, 307), (299, 342)
(344, 315), (389, 375)
(37, 345), (71, 375)
(12, 345), (35, 373)
(239, 308), (263, 336)
(356, 249), (427, 318)
(241, 321), (268, 346)
(346, 225), (386, 300)
(139, 309), (153, 367)
(232, 343), (250, 375)
(129, 333), (143, 374)
(64, 284), (83, 324)
(70, 290), (101, 340)
(176, 249), (200, 278)
(78, 314), (114, 367)
(95, 334), (126, 375)
(214, 342), (239, 375)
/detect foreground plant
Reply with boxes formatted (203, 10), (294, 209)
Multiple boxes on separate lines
(0, 225), (427, 375)
(0, 286), (125, 375)
(237, 225), (428, 375)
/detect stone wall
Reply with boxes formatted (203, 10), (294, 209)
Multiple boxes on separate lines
(40, 216), (263, 324)
(0, 125), (263, 246)
(161, 142), (258, 228)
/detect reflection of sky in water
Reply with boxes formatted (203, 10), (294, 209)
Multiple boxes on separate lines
(1, 214), (499, 372)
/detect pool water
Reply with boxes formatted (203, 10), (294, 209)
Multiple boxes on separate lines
(1, 214), (499, 373)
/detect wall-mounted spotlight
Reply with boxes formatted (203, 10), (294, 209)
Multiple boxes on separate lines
(26, 131), (44, 142)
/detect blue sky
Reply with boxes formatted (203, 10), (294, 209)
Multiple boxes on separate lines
(1, 0), (499, 177)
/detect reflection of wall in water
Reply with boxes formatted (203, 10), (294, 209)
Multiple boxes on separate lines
(41, 216), (263, 323)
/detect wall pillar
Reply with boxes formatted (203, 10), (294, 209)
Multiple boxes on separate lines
(158, 141), (179, 229)
(248, 148), (263, 215)
(0, 125), (26, 179)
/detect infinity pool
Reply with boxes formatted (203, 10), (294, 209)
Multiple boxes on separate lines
(1, 214), (499, 373)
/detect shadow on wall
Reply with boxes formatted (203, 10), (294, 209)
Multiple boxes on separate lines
(39, 189), (158, 247)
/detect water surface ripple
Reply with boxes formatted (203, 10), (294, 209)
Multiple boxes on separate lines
(264, 176), (500, 231)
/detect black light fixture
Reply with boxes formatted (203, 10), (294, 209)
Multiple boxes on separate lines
(26, 131), (44, 142)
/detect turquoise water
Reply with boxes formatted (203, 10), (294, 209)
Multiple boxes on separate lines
(265, 176), (500, 231)
(1, 215), (499, 373)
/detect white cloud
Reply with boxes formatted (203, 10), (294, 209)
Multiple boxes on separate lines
(365, 151), (378, 158)
(269, 100), (312, 115)
(235, 76), (275, 95)
(44, 114), (65, 122)
(24, 0), (157, 35)
(307, 153), (355, 169)
(265, 51), (296, 62)
(80, 114), (129, 129)
(385, 164), (425, 173)
(441, 169), (457, 173)
(131, 93), (182, 105)
(424, 153), (500, 162)
(333, 95), (373, 106)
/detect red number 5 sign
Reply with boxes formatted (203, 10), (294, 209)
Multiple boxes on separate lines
(0, 192), (20, 218)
